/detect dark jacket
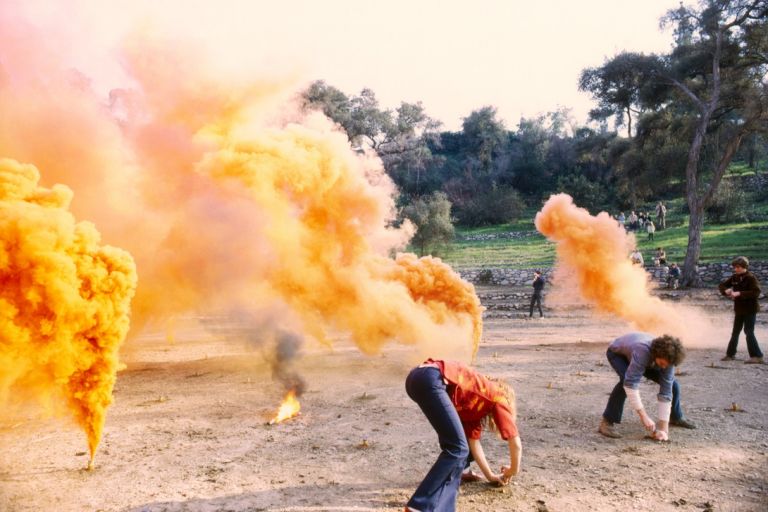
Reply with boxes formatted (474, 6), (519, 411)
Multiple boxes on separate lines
(532, 275), (546, 294)
(718, 271), (761, 315)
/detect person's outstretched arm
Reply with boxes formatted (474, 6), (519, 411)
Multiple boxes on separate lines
(501, 435), (522, 483)
(468, 438), (502, 485)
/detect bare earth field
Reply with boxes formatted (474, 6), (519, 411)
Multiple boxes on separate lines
(2, 287), (767, 512)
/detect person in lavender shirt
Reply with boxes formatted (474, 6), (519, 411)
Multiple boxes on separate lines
(598, 332), (696, 440)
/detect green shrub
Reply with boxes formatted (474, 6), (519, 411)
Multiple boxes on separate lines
(477, 269), (494, 284)
(556, 173), (613, 212)
(706, 179), (749, 224)
(454, 185), (525, 227)
(401, 191), (455, 256)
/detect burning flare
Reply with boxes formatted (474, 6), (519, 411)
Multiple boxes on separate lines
(0, 158), (137, 468)
(269, 390), (301, 424)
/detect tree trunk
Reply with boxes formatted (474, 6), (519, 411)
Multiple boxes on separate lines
(626, 106), (632, 138)
(679, 112), (709, 287)
(746, 135), (756, 169)
(681, 203), (704, 288)
(680, 121), (748, 288)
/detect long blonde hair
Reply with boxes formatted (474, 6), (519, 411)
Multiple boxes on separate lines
(481, 377), (516, 436)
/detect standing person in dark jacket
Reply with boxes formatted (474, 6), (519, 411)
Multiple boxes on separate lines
(529, 270), (545, 318)
(718, 256), (763, 364)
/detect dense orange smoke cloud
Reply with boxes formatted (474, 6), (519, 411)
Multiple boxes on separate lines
(535, 194), (720, 345)
(0, 10), (137, 228)
(0, 7), (481, 372)
(196, 116), (482, 359)
(0, 158), (137, 465)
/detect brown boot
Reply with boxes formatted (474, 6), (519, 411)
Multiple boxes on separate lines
(598, 418), (621, 438)
(744, 357), (764, 364)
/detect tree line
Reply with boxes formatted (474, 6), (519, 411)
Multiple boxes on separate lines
(302, 0), (768, 286)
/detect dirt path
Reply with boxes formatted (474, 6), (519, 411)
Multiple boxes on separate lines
(1, 288), (767, 511)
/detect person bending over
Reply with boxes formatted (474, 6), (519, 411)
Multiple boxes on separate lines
(598, 332), (696, 440)
(404, 359), (522, 512)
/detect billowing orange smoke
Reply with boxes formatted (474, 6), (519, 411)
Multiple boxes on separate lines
(196, 122), (483, 359)
(0, 158), (137, 467)
(269, 390), (301, 424)
(0, 4), (481, 418)
(535, 194), (685, 337)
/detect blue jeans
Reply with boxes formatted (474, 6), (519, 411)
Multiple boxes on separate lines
(726, 312), (763, 358)
(602, 350), (684, 424)
(405, 367), (469, 512)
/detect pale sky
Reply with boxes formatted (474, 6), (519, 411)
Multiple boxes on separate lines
(13, 0), (681, 131)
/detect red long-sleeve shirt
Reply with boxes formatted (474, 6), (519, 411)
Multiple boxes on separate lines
(429, 359), (519, 441)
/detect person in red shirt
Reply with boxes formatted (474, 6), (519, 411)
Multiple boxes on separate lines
(404, 359), (522, 512)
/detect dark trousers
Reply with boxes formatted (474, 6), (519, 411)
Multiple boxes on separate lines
(406, 367), (468, 512)
(726, 312), (763, 358)
(602, 349), (684, 424)
(529, 292), (542, 317)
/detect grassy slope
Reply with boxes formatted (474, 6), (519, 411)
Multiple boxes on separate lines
(435, 190), (768, 269)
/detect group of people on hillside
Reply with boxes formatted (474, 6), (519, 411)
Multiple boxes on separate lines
(629, 247), (680, 289)
(616, 201), (667, 241)
(404, 256), (762, 511)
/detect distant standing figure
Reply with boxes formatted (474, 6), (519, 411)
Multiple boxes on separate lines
(598, 332), (696, 440)
(646, 219), (655, 241)
(627, 211), (638, 231)
(529, 270), (546, 318)
(630, 249), (644, 266)
(718, 256), (763, 364)
(655, 247), (667, 266)
(655, 202), (667, 230)
(667, 263), (681, 289)
(618, 212), (626, 228)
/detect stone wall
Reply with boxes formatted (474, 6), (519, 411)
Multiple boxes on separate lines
(458, 262), (768, 287)
(744, 172), (768, 191)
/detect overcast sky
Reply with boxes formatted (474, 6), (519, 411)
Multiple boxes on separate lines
(13, 0), (683, 131)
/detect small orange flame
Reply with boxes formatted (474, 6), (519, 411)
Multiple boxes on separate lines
(269, 390), (301, 424)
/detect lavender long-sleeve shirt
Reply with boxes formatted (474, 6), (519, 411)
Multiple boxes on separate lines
(609, 332), (674, 403)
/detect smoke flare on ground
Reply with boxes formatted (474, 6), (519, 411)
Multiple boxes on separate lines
(535, 194), (722, 346)
(0, 158), (137, 463)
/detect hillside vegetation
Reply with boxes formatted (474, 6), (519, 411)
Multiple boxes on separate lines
(437, 175), (768, 269)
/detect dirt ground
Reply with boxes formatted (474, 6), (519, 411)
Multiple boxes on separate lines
(1, 286), (767, 512)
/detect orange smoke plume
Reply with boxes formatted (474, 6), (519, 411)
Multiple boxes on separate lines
(0, 158), (137, 465)
(0, 15), (481, 365)
(535, 194), (686, 337)
(195, 112), (482, 360)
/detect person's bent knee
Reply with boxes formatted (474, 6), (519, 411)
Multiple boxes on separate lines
(443, 439), (469, 461)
